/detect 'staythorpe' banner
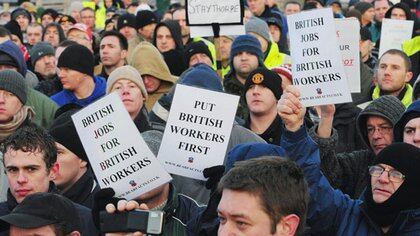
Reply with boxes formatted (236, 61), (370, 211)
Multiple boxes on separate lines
(72, 93), (172, 200)
(335, 18), (361, 93)
(158, 84), (239, 180)
(186, 0), (243, 26)
(287, 8), (352, 106)
(187, 0), (246, 37)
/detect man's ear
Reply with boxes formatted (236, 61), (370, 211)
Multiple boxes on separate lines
(121, 49), (128, 60)
(275, 214), (300, 236)
(404, 71), (413, 83)
(49, 162), (60, 180)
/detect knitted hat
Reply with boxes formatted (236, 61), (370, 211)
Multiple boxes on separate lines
(266, 17), (283, 31)
(117, 13), (136, 31)
(356, 95), (406, 147)
(226, 142), (287, 171)
(57, 44), (94, 77)
(354, 2), (374, 15)
(230, 34), (263, 63)
(4, 20), (23, 44)
(41, 9), (59, 21)
(106, 65), (148, 101)
(136, 10), (157, 29)
(0, 70), (27, 104)
(30, 42), (55, 66)
(0, 52), (19, 69)
(49, 105), (88, 163)
(272, 64), (292, 82)
(244, 67), (283, 100)
(364, 143), (420, 227)
(393, 100), (420, 142)
(245, 17), (271, 44)
(11, 8), (31, 22)
(180, 63), (223, 92)
(184, 41), (213, 65)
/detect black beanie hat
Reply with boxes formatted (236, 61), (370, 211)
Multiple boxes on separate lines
(4, 20), (23, 44)
(57, 44), (94, 77)
(117, 13), (136, 31)
(0, 70), (28, 104)
(49, 105), (89, 163)
(354, 2), (374, 15)
(41, 9), (59, 21)
(184, 41), (213, 65)
(136, 10), (157, 29)
(364, 143), (420, 227)
(244, 67), (283, 100)
(0, 52), (19, 69)
(360, 27), (372, 41)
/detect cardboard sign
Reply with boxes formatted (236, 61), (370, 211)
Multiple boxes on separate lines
(379, 18), (414, 57)
(335, 18), (361, 93)
(187, 0), (245, 37)
(72, 93), (172, 200)
(287, 8), (352, 106)
(158, 84), (239, 180)
(186, 0), (243, 26)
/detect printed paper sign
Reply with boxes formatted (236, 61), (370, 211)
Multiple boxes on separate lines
(72, 93), (172, 200)
(187, 0), (245, 37)
(158, 84), (239, 180)
(186, 0), (243, 25)
(287, 8), (352, 106)
(335, 18), (360, 93)
(379, 18), (414, 57)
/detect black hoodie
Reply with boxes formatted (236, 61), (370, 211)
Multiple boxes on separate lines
(152, 20), (187, 76)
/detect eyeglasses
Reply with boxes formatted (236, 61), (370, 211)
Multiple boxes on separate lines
(368, 165), (405, 183)
(367, 126), (393, 136)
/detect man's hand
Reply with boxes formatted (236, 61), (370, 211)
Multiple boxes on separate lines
(104, 200), (149, 236)
(315, 104), (335, 138)
(278, 85), (306, 132)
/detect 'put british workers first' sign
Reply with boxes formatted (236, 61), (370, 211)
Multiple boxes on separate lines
(158, 84), (239, 180)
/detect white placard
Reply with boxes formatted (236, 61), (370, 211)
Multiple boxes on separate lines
(72, 93), (172, 200)
(335, 18), (361, 93)
(287, 8), (352, 106)
(158, 84), (239, 180)
(186, 0), (242, 25)
(190, 25), (246, 38)
(379, 19), (414, 57)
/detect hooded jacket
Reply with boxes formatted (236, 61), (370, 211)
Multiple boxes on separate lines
(309, 96), (406, 199)
(0, 40), (58, 129)
(129, 42), (178, 111)
(152, 20), (187, 76)
(50, 75), (106, 107)
(394, 100), (420, 142)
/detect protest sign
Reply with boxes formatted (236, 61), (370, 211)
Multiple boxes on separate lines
(187, 0), (245, 37)
(379, 19), (414, 57)
(287, 8), (352, 106)
(72, 93), (172, 200)
(335, 18), (360, 93)
(158, 84), (239, 180)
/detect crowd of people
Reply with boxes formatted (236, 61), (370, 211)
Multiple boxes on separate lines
(0, 0), (418, 235)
